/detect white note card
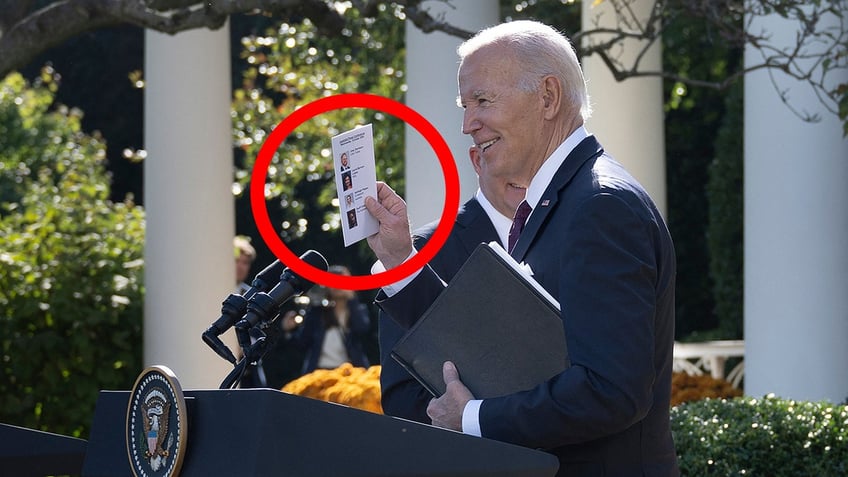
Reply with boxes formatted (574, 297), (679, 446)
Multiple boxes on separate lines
(332, 123), (379, 246)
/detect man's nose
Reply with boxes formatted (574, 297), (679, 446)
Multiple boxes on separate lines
(462, 109), (480, 135)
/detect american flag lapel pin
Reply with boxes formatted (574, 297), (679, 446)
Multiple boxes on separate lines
(541, 199), (550, 207)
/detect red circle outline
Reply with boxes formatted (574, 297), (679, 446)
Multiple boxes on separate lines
(250, 93), (460, 290)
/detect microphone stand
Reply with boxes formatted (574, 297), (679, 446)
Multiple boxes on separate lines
(209, 250), (328, 389)
(219, 315), (287, 389)
(202, 293), (249, 364)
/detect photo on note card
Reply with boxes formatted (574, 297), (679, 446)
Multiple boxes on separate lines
(347, 209), (358, 229)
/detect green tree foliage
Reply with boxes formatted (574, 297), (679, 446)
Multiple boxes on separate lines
(663, 12), (742, 340)
(707, 81), (744, 339)
(231, 5), (406, 272)
(0, 70), (145, 438)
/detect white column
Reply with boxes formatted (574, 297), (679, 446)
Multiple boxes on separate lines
(404, 1), (499, 229)
(144, 24), (235, 389)
(744, 6), (848, 402)
(581, 0), (667, 216)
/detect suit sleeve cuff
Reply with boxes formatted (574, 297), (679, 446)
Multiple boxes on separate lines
(462, 399), (483, 437)
(371, 249), (420, 297)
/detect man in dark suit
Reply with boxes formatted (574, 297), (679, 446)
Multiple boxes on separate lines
(366, 20), (679, 476)
(379, 146), (523, 422)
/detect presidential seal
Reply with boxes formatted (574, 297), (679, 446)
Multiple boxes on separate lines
(126, 365), (187, 477)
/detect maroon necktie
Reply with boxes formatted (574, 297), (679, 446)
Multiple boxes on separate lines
(508, 200), (532, 253)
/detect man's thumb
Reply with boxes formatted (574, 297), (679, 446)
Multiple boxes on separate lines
(442, 361), (460, 385)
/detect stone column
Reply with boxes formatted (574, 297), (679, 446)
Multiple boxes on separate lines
(404, 1), (499, 228)
(744, 5), (848, 402)
(581, 0), (667, 216)
(144, 24), (235, 389)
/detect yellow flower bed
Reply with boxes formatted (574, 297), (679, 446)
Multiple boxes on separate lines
(282, 363), (383, 414)
(670, 371), (742, 407)
(283, 366), (739, 414)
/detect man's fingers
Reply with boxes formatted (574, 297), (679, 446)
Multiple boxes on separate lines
(364, 195), (387, 219)
(375, 180), (391, 196)
(365, 181), (404, 220)
(376, 182), (406, 215)
(364, 180), (413, 269)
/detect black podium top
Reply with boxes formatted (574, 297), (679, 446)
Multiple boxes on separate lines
(83, 388), (558, 477)
(0, 422), (87, 476)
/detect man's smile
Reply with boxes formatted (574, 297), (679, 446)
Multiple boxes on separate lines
(476, 137), (500, 152)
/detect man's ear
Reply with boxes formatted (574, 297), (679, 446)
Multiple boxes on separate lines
(541, 75), (562, 119)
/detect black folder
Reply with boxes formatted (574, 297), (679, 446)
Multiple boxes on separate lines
(391, 242), (569, 398)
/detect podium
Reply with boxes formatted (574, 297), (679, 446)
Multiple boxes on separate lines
(0, 423), (87, 476)
(82, 388), (558, 477)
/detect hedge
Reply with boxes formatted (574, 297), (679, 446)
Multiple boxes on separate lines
(672, 394), (848, 476)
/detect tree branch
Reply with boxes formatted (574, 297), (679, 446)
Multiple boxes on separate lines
(400, 0), (474, 40)
(0, 0), (844, 129)
(0, 0), (345, 78)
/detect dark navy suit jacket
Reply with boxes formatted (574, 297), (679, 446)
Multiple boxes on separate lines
(378, 136), (679, 476)
(378, 197), (500, 423)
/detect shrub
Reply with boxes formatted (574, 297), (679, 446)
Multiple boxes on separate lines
(0, 70), (145, 438)
(671, 395), (848, 476)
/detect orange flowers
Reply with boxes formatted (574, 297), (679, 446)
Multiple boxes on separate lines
(282, 363), (383, 414)
(670, 372), (742, 407)
(284, 365), (738, 413)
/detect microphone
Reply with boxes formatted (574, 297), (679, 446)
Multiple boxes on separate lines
(202, 259), (286, 363)
(235, 250), (329, 331)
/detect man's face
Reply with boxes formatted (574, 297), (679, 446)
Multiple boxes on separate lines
(341, 153), (348, 167)
(458, 46), (547, 191)
(235, 252), (252, 284)
(470, 146), (525, 218)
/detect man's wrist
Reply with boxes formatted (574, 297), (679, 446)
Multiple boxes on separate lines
(371, 248), (419, 297)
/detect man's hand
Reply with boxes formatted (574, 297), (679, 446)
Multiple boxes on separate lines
(364, 181), (413, 269)
(427, 361), (474, 432)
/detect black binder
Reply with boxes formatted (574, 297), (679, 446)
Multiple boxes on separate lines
(391, 242), (569, 398)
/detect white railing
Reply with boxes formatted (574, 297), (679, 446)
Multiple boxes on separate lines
(673, 340), (745, 388)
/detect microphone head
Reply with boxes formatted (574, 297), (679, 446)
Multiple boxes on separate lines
(251, 260), (286, 292)
(282, 250), (329, 294)
(302, 249), (330, 271)
(283, 250), (330, 293)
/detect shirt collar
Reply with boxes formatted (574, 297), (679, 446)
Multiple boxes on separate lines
(524, 125), (589, 210)
(475, 188), (514, 250)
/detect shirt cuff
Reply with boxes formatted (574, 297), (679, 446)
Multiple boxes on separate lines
(462, 399), (483, 437)
(370, 249), (420, 297)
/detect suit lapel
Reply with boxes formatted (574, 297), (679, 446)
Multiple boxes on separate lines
(455, 198), (499, 254)
(511, 136), (604, 261)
